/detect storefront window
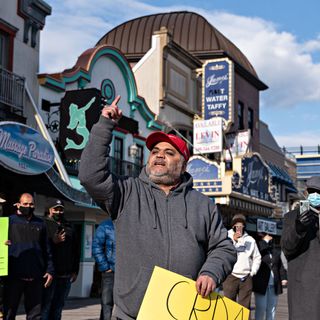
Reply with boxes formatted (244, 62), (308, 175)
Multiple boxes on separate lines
(238, 101), (245, 130)
(248, 107), (254, 135)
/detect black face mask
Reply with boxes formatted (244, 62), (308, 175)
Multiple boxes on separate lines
(19, 206), (34, 217)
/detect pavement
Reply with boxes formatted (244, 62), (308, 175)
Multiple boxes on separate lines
(15, 289), (289, 319)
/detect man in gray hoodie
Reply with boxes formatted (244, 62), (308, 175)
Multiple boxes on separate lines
(79, 96), (237, 320)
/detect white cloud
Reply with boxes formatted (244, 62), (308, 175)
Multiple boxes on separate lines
(41, 1), (320, 111)
(201, 11), (320, 109)
(276, 130), (320, 147)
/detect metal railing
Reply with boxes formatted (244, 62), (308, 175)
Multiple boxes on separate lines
(63, 156), (142, 178)
(0, 66), (25, 114)
(283, 146), (320, 156)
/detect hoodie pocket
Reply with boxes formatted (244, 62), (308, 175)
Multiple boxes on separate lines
(116, 266), (153, 317)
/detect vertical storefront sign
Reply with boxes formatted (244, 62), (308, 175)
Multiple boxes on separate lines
(60, 88), (102, 160)
(202, 58), (234, 130)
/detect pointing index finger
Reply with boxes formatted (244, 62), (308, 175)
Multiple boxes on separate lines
(112, 95), (121, 106)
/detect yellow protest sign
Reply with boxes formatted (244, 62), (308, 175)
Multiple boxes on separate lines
(137, 266), (249, 320)
(0, 217), (9, 276)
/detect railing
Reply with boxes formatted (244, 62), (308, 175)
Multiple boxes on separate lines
(283, 146), (320, 156)
(63, 156), (142, 178)
(0, 66), (25, 114)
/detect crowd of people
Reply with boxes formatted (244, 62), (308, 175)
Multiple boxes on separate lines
(1, 94), (319, 320)
(1, 195), (80, 320)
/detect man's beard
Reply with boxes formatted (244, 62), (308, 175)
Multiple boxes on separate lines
(146, 161), (184, 186)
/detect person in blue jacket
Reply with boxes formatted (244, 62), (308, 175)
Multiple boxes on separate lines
(92, 218), (115, 320)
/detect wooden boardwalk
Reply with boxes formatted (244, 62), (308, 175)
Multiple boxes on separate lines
(251, 288), (289, 319)
(15, 289), (289, 319)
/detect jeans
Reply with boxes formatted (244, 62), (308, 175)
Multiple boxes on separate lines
(254, 285), (278, 320)
(4, 278), (42, 320)
(42, 277), (71, 320)
(100, 271), (114, 320)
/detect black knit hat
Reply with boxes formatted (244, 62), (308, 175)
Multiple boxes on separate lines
(231, 214), (246, 226)
(306, 176), (320, 193)
(48, 198), (64, 209)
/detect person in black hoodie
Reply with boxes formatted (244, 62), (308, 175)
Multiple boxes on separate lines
(4, 193), (53, 320)
(253, 233), (287, 320)
(41, 199), (80, 320)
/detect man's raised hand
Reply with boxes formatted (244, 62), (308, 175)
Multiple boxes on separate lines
(101, 95), (123, 122)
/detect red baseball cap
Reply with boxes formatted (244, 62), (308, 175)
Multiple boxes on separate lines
(146, 132), (190, 161)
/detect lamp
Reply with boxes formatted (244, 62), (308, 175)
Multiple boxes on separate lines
(128, 143), (139, 159)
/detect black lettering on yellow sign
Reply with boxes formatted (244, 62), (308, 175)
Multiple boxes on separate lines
(166, 281), (245, 320)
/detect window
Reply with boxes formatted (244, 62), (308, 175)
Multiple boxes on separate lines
(0, 20), (17, 71)
(114, 137), (123, 160)
(136, 144), (144, 167)
(0, 30), (10, 70)
(113, 137), (123, 175)
(248, 107), (254, 135)
(238, 102), (245, 130)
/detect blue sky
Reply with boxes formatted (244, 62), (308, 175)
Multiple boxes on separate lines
(41, 0), (320, 148)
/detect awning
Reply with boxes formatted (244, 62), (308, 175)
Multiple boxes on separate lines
(0, 164), (97, 208)
(268, 162), (297, 193)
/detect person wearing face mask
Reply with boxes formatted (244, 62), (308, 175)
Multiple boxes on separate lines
(223, 214), (261, 312)
(41, 199), (80, 320)
(3, 193), (53, 320)
(253, 233), (287, 320)
(281, 176), (320, 320)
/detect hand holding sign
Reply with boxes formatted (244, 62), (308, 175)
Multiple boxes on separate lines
(137, 266), (249, 320)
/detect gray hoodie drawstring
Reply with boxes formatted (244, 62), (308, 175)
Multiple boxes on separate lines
(148, 186), (159, 229)
(182, 188), (188, 229)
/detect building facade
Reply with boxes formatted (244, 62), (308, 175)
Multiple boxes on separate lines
(97, 11), (296, 229)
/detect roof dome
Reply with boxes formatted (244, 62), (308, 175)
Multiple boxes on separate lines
(97, 11), (259, 79)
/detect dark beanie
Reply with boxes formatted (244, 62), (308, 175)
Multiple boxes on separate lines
(306, 176), (320, 193)
(231, 214), (246, 226)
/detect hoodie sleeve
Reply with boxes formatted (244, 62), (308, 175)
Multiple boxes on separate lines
(250, 239), (261, 276)
(78, 116), (126, 218)
(281, 209), (307, 259)
(199, 204), (237, 285)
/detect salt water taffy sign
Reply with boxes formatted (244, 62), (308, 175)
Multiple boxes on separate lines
(0, 217), (9, 276)
(137, 266), (249, 320)
(0, 122), (55, 175)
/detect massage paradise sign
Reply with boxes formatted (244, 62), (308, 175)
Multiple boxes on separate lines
(137, 267), (249, 320)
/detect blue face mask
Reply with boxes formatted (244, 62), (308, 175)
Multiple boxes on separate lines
(308, 192), (320, 208)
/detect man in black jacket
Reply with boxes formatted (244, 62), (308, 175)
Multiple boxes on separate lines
(281, 176), (320, 320)
(41, 199), (80, 320)
(4, 193), (53, 320)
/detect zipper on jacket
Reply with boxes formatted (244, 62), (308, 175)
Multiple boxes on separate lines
(166, 196), (172, 269)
